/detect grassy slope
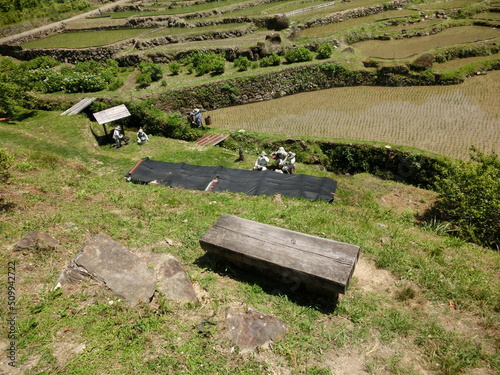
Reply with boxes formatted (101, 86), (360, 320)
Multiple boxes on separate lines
(0, 0), (499, 373)
(0, 112), (498, 374)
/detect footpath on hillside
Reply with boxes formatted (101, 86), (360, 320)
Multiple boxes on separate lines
(0, 0), (131, 45)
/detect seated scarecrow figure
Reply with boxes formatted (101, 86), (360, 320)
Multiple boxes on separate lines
(136, 128), (149, 144)
(253, 151), (270, 170)
(282, 151), (296, 174)
(270, 147), (288, 171)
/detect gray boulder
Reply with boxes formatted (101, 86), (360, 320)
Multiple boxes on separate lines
(56, 234), (156, 305)
(137, 252), (198, 303)
(225, 306), (287, 353)
(12, 231), (59, 252)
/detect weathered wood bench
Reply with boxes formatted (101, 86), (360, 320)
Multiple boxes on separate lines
(199, 214), (360, 297)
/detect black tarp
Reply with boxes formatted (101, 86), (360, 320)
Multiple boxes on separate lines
(125, 158), (337, 202)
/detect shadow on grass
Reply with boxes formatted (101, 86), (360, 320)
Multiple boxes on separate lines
(90, 126), (113, 146)
(0, 199), (15, 212)
(195, 252), (339, 314)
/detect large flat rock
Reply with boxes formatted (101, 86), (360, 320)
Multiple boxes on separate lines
(71, 234), (156, 305)
(137, 252), (198, 303)
(225, 307), (287, 353)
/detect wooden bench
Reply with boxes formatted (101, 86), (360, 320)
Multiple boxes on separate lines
(199, 214), (360, 297)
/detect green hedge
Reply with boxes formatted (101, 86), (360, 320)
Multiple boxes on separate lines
(224, 133), (442, 189)
(425, 147), (500, 249)
(319, 142), (442, 188)
(434, 43), (500, 63)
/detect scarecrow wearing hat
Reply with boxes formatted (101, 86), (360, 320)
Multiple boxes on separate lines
(271, 147), (288, 170)
(191, 108), (202, 128)
(112, 126), (123, 149)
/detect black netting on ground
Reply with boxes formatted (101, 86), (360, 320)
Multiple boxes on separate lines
(126, 158), (337, 202)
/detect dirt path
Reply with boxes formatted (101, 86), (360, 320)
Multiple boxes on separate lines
(0, 0), (132, 45)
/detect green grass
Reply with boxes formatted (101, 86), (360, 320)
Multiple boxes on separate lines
(1, 1), (500, 372)
(0, 111), (498, 374)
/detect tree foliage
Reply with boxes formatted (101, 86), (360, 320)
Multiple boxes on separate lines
(233, 56), (251, 71)
(183, 51), (226, 76)
(316, 42), (333, 59)
(284, 47), (313, 63)
(259, 54), (281, 67)
(429, 147), (500, 249)
(0, 0), (90, 26)
(138, 62), (163, 82)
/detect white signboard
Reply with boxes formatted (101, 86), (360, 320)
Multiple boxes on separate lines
(93, 104), (131, 125)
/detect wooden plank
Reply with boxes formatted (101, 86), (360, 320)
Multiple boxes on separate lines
(195, 134), (229, 146)
(199, 214), (359, 295)
(61, 97), (96, 116)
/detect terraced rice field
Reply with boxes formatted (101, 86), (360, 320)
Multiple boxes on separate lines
(352, 25), (500, 58)
(141, 23), (254, 39)
(434, 52), (500, 69)
(299, 9), (417, 37)
(286, 0), (390, 22)
(208, 71), (500, 160)
(21, 28), (151, 49)
(413, 0), (483, 9)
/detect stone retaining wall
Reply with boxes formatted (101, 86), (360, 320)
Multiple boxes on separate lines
(8, 43), (130, 64)
(154, 62), (457, 114)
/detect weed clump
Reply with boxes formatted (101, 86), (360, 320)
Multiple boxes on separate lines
(409, 53), (435, 71)
(395, 286), (416, 302)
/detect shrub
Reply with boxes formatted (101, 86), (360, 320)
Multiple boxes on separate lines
(136, 61), (163, 86)
(260, 53), (281, 67)
(105, 58), (119, 74)
(0, 148), (13, 184)
(316, 42), (333, 59)
(62, 72), (107, 93)
(136, 72), (152, 88)
(211, 58), (225, 75)
(272, 15), (290, 31)
(185, 51), (226, 76)
(409, 53), (434, 71)
(35, 69), (65, 93)
(20, 56), (60, 70)
(233, 56), (251, 71)
(108, 77), (124, 91)
(284, 47), (313, 63)
(122, 102), (203, 141)
(427, 147), (500, 249)
(0, 81), (25, 117)
(169, 62), (181, 75)
(11, 58), (119, 94)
